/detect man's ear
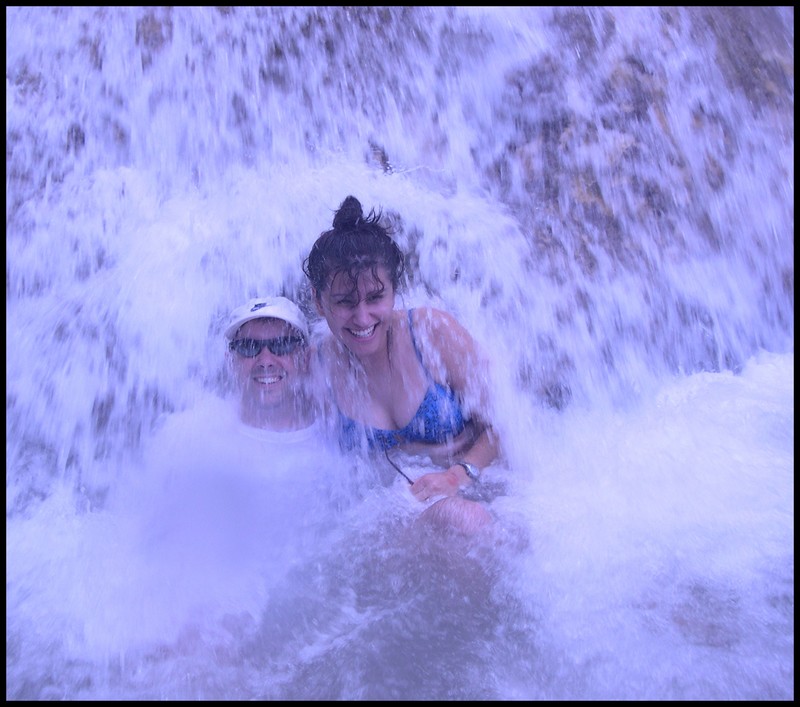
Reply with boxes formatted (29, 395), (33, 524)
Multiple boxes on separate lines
(296, 345), (312, 373)
(224, 349), (239, 390)
(312, 289), (324, 316)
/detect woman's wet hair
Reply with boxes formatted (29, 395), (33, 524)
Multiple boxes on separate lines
(303, 195), (405, 300)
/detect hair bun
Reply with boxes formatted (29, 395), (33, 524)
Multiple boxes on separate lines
(332, 195), (363, 229)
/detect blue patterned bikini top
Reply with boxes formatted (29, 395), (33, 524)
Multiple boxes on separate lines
(338, 309), (468, 451)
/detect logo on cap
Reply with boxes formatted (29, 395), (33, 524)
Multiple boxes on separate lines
(250, 302), (268, 312)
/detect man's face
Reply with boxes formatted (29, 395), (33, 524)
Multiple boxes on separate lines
(228, 317), (308, 408)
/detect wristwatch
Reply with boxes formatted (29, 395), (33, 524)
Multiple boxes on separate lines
(456, 461), (481, 483)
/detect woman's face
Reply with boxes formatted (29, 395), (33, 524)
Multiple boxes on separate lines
(316, 265), (395, 358)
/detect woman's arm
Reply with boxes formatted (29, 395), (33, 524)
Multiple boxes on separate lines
(404, 307), (502, 500)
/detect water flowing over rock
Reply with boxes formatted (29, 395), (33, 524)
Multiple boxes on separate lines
(6, 7), (793, 701)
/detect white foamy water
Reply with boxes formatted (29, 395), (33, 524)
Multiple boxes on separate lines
(6, 6), (793, 700)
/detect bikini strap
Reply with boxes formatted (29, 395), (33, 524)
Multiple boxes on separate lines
(407, 308), (426, 367)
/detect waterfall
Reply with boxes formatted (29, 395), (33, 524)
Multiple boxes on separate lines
(6, 7), (793, 700)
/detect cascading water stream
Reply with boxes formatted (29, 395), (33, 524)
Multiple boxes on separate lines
(6, 6), (793, 700)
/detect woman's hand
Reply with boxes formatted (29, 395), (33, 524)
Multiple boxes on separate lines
(409, 465), (469, 502)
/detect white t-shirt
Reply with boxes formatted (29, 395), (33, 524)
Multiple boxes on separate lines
(45, 393), (360, 653)
(134, 394), (349, 577)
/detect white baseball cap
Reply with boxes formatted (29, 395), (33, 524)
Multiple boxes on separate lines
(224, 296), (309, 341)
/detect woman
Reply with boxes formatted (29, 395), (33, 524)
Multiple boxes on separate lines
(303, 196), (501, 532)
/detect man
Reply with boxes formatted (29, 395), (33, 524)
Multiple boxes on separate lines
(147, 296), (328, 481)
(87, 296), (350, 658)
(138, 296), (346, 586)
(224, 296), (318, 434)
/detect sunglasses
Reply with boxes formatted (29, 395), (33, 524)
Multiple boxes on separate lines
(229, 336), (305, 358)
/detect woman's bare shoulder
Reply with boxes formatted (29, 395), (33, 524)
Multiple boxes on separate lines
(409, 305), (462, 332)
(410, 306), (474, 348)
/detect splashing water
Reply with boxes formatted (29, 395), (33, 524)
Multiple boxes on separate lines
(6, 6), (793, 700)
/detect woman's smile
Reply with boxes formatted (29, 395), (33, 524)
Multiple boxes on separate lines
(347, 323), (377, 339)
